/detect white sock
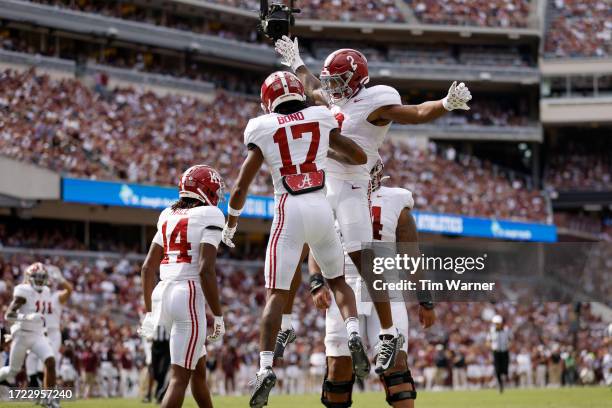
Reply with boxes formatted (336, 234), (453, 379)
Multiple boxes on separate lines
(345, 317), (360, 336)
(379, 325), (396, 337)
(259, 351), (274, 372)
(281, 314), (293, 331)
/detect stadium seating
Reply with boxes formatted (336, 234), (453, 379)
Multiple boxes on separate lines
(0, 69), (546, 221)
(404, 0), (532, 27)
(544, 0), (612, 58)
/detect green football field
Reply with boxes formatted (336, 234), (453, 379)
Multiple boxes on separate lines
(8, 387), (610, 408)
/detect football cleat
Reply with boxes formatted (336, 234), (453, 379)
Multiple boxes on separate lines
(348, 332), (370, 380)
(375, 332), (404, 374)
(249, 367), (277, 408)
(273, 327), (297, 359)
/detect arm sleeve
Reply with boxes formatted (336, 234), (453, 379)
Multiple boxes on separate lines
(371, 86), (402, 111)
(13, 284), (30, 299)
(244, 119), (260, 147)
(199, 208), (226, 249)
(152, 230), (163, 247)
(399, 189), (415, 210)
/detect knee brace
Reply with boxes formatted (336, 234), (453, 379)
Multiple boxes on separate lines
(321, 373), (354, 408)
(380, 369), (417, 405)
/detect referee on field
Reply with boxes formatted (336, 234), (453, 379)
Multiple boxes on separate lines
(151, 325), (171, 403)
(488, 314), (511, 393)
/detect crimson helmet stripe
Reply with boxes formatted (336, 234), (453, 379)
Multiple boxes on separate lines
(278, 72), (289, 93)
(260, 71), (306, 113)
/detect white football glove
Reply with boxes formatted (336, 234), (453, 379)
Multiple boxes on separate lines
(442, 81), (472, 111)
(222, 224), (237, 248)
(207, 315), (225, 343)
(275, 35), (304, 71)
(47, 265), (66, 284)
(137, 312), (155, 340)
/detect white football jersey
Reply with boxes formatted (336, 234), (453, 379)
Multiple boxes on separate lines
(244, 106), (338, 195)
(344, 186), (414, 278)
(370, 186), (414, 243)
(152, 205), (225, 281)
(327, 85), (402, 181)
(45, 291), (63, 330)
(11, 284), (52, 333)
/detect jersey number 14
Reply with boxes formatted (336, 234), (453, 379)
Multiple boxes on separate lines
(161, 218), (192, 264)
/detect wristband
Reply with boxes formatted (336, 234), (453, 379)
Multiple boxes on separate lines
(228, 206), (242, 217)
(442, 96), (452, 111)
(309, 273), (325, 294)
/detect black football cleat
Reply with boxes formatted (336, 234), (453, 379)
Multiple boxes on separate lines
(375, 332), (404, 374)
(348, 332), (370, 380)
(273, 327), (296, 359)
(249, 367), (277, 408)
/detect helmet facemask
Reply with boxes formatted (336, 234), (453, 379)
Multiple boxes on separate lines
(320, 70), (355, 106)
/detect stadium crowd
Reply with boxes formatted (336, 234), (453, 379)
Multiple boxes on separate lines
(0, 68), (546, 222)
(544, 0), (612, 58)
(544, 138), (612, 192)
(0, 252), (610, 398)
(407, 0), (532, 28)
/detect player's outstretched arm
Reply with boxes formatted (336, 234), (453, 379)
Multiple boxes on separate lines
(275, 35), (328, 106)
(329, 128), (367, 165)
(48, 265), (73, 304)
(226, 147), (264, 228)
(396, 208), (436, 329)
(222, 146), (264, 247)
(372, 81), (472, 125)
(140, 243), (163, 313)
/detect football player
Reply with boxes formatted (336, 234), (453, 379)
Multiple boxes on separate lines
(0, 262), (58, 408)
(25, 264), (72, 390)
(140, 165), (227, 408)
(275, 36), (470, 373)
(221, 71), (370, 408)
(310, 161), (435, 408)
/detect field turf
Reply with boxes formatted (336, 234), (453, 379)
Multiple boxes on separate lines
(7, 387), (610, 408)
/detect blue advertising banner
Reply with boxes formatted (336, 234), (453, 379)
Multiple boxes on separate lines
(62, 178), (557, 242)
(61, 177), (275, 219)
(412, 211), (557, 242)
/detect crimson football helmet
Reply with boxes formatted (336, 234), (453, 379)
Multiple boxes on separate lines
(25, 262), (48, 292)
(178, 165), (226, 206)
(260, 71), (306, 113)
(320, 49), (369, 106)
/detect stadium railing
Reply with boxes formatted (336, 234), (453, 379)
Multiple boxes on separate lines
(0, 49), (215, 95)
(390, 123), (543, 142)
(304, 60), (540, 84)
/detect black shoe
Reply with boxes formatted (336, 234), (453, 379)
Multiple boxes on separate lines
(348, 332), (370, 380)
(273, 328), (296, 359)
(249, 367), (277, 408)
(375, 332), (404, 374)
